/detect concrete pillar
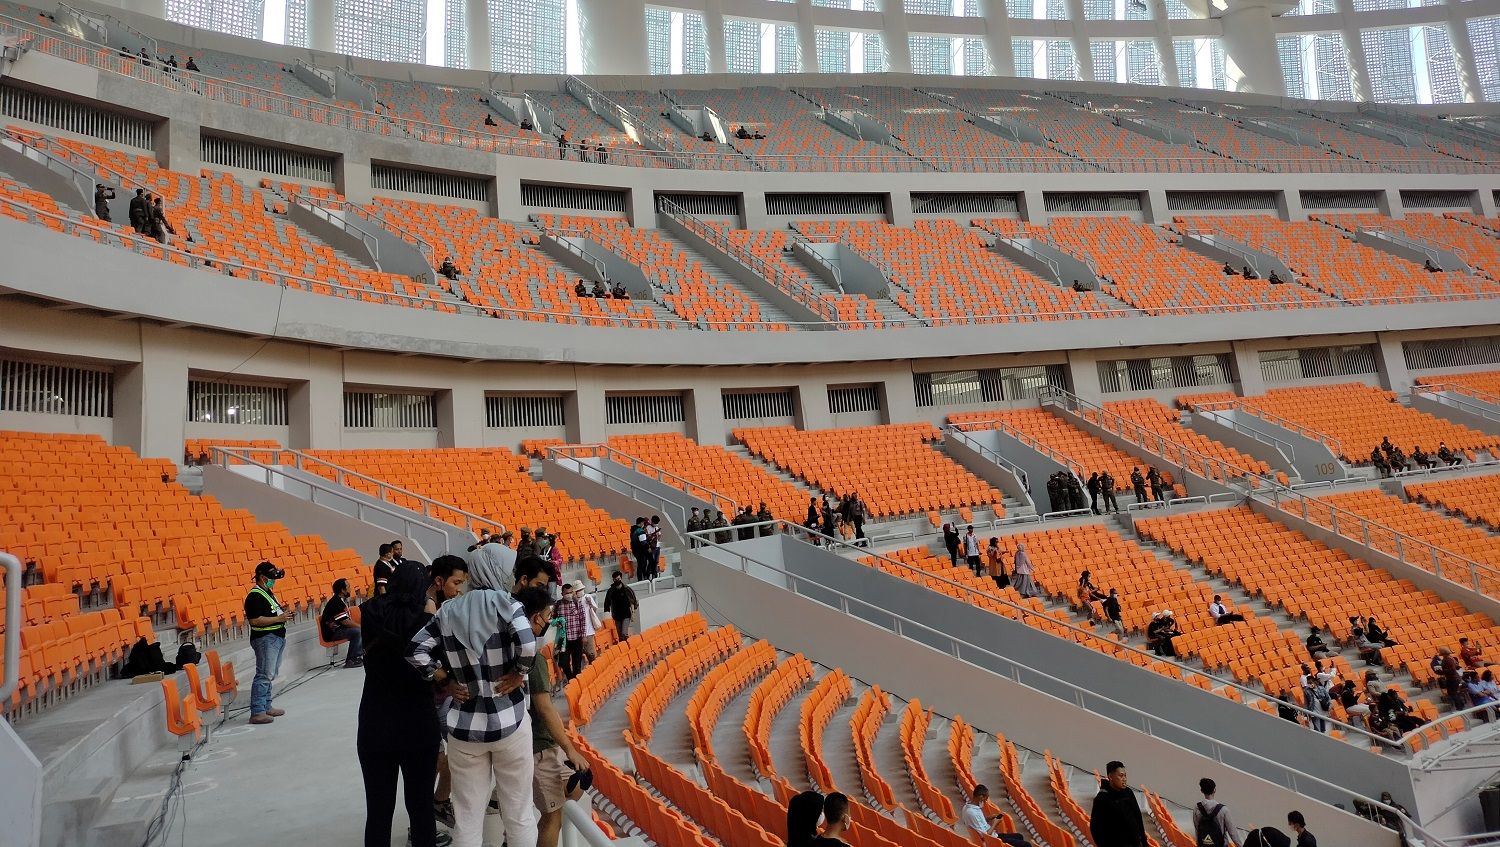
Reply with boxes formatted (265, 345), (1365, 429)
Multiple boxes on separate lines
(880, 365), (920, 425)
(887, 191), (913, 227)
(1278, 188), (1305, 222)
(438, 385), (485, 447)
(1374, 334), (1413, 394)
(1064, 0), (1095, 81)
(1142, 188), (1170, 224)
(157, 117), (200, 174)
(570, 379), (607, 444)
(288, 347), (342, 449)
(687, 386), (727, 445)
(1217, 1), (1287, 96)
(307, 0), (335, 53)
(881, 4), (912, 74)
(1019, 189), (1048, 225)
(1444, 0), (1485, 104)
(975, 0), (1016, 76)
(703, 0), (728, 75)
(795, 380), (833, 431)
(577, 0), (649, 75)
(465, 0), (491, 71)
(1332, 0), (1372, 102)
(629, 188), (657, 228)
(339, 151), (374, 205)
(795, 0), (819, 72)
(113, 324), (187, 460)
(742, 190), (768, 230)
(1477, 190), (1498, 218)
(1146, 0), (1180, 88)
(1066, 350), (1103, 405)
(1376, 187), (1401, 218)
(1230, 340), (1265, 397)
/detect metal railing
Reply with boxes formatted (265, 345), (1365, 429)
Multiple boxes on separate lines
(292, 195), (379, 262)
(558, 800), (615, 847)
(940, 425), (1033, 494)
(1193, 398), (1349, 460)
(1411, 383), (1500, 426)
(992, 235), (1062, 282)
(0, 129), (95, 205)
(1186, 403), (1300, 461)
(0, 551), (20, 704)
(563, 75), (692, 169)
(545, 443), (738, 521)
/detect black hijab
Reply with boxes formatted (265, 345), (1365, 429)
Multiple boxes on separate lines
(361, 560), (429, 648)
(786, 791), (824, 847)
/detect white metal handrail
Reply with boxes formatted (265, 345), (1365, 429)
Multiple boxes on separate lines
(1411, 383), (1500, 424)
(0, 552), (20, 704)
(942, 425), (1032, 494)
(546, 443), (738, 516)
(1193, 398), (1350, 459)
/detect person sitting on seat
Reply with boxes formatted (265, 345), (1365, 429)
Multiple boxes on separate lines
(1306, 625), (1335, 661)
(1209, 595), (1245, 625)
(1350, 617), (1384, 665)
(438, 256), (461, 280)
(1424, 258), (1440, 272)
(1438, 441), (1462, 466)
(319, 578), (364, 668)
(1370, 447), (1390, 478)
(1460, 636), (1485, 669)
(1411, 445), (1435, 470)
(1268, 271), (1283, 284)
(701, 131), (714, 142)
(611, 281), (628, 300)
(484, 113), (497, 126)
(573, 278), (588, 297)
(591, 279), (607, 298)
(520, 118), (534, 131)
(735, 125), (751, 140)
(1072, 279), (1088, 292)
(1243, 265), (1258, 280)
(1223, 262), (1236, 275)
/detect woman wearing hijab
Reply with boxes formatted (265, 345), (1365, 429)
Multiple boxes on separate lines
(359, 560), (446, 847)
(786, 790), (825, 847)
(986, 538), (1009, 590)
(1011, 542), (1039, 598)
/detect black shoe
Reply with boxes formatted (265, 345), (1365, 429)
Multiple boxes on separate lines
(344, 657), (364, 668)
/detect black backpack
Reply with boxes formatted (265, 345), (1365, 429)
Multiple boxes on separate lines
(1196, 802), (1227, 847)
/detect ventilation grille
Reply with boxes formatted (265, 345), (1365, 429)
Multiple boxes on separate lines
(910, 192), (1019, 215)
(373, 165), (488, 202)
(1404, 336), (1500, 371)
(1, 84), (153, 149)
(522, 183), (626, 212)
(1097, 354), (1233, 393)
(657, 193), (742, 217)
(722, 389), (794, 421)
(828, 385), (881, 414)
(201, 135), (335, 183)
(1165, 191), (1277, 212)
(766, 193), (886, 216)
(1300, 190), (1379, 210)
(188, 379), (288, 426)
(1, 357), (113, 418)
(486, 394), (566, 428)
(1259, 345), (1377, 383)
(1044, 192), (1142, 213)
(1399, 190), (1473, 209)
(344, 390), (437, 428)
(606, 393), (685, 425)
(915, 364), (1068, 407)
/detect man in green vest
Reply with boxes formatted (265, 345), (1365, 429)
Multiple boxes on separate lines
(245, 561), (290, 725)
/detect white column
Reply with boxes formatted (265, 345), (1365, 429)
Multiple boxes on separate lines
(1333, 0), (1372, 101)
(882, 2), (913, 73)
(1216, 0), (1288, 95)
(704, 0), (728, 74)
(576, 0), (649, 75)
(975, 0), (1016, 76)
(129, 0), (166, 20)
(1064, 0), (1095, 80)
(795, 0), (819, 71)
(307, 0), (335, 52)
(1146, 0), (1180, 88)
(1443, 0), (1485, 104)
(466, 0), (491, 71)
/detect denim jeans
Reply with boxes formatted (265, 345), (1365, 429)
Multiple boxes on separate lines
(329, 625), (364, 662)
(250, 633), (286, 716)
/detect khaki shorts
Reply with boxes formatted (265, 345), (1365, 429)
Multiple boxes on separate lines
(533, 745), (569, 814)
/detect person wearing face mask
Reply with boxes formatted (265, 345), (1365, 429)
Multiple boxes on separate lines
(812, 792), (853, 845)
(244, 561), (290, 725)
(319, 578), (364, 668)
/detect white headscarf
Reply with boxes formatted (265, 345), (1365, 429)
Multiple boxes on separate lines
(437, 550), (516, 655)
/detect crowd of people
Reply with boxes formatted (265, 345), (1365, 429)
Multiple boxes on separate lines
(554, 133), (609, 163)
(1043, 467), (1173, 515)
(940, 526), (1039, 598)
(1369, 436), (1463, 477)
(804, 492), (867, 544)
(571, 277), (630, 299)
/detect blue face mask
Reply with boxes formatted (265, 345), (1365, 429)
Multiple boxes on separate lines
(264, 579), (277, 590)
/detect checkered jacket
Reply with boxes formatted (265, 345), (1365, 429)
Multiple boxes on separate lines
(407, 593), (536, 743)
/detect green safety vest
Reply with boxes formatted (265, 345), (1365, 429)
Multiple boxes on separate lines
(248, 585), (285, 633)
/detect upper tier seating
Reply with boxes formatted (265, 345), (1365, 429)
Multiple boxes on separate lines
(799, 85), (1056, 171)
(735, 423), (1002, 518)
(1110, 98), (1344, 169)
(1176, 215), (1500, 303)
(1306, 489), (1500, 595)
(1408, 474), (1500, 532)
(1231, 106), (1469, 170)
(524, 89), (667, 168)
(1098, 398), (1280, 485)
(704, 223), (886, 326)
(1417, 369), (1500, 397)
(948, 408), (1152, 496)
(172, 47), (327, 102)
(930, 89), (1224, 171)
(533, 214), (781, 329)
(974, 216), (1333, 314)
(183, 438), (287, 465)
(372, 81), (549, 157)
(370, 198), (664, 326)
(301, 447), (630, 563)
(796, 219), (1124, 324)
(1138, 506), (1500, 694)
(1314, 212), (1500, 278)
(606, 433), (808, 526)
(663, 87), (925, 172)
(1231, 383), (1500, 465)
(604, 90), (758, 170)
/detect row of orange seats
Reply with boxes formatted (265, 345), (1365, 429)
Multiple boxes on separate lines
(1417, 369), (1500, 399)
(1311, 488), (1500, 595)
(608, 432), (807, 526)
(1407, 473), (1500, 533)
(706, 223), (886, 326)
(1316, 212), (1500, 279)
(949, 408), (1162, 496)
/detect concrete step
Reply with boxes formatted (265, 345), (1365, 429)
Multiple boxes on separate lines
(656, 230), (797, 325)
(872, 697), (923, 812)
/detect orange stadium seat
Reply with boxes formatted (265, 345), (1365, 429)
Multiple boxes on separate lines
(705, 223), (887, 326)
(948, 408), (1156, 495)
(1316, 212), (1500, 278)
(1408, 474), (1500, 533)
(607, 432), (807, 525)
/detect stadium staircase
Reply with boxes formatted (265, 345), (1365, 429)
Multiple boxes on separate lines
(651, 227), (797, 326)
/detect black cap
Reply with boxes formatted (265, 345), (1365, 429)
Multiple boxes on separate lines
(254, 561), (285, 580)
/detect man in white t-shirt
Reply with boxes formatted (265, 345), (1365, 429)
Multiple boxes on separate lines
(963, 526), (982, 575)
(573, 579), (603, 663)
(960, 784), (1006, 836)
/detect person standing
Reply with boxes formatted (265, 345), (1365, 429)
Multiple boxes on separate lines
(471, 532), (516, 594)
(1011, 543), (1039, 598)
(1147, 467), (1165, 502)
(1191, 778), (1240, 847)
(986, 537), (1009, 590)
(645, 516), (662, 579)
(525, 585), (591, 847)
(1102, 589), (1124, 638)
(408, 552), (540, 847)
(963, 526), (982, 575)
(244, 561), (290, 725)
(1087, 472), (1102, 515)
(1130, 468), (1147, 504)
(359, 562), (447, 847)
(128, 188), (148, 233)
(1100, 471), (1119, 513)
(373, 543), (396, 596)
(149, 196), (174, 244)
(815, 793), (854, 845)
(943, 524), (961, 567)
(630, 518), (649, 576)
(93, 184), (115, 221)
(603, 571), (638, 641)
(849, 494), (866, 542)
(1089, 761), (1147, 847)
(757, 501), (775, 537)
(685, 508), (702, 549)
(555, 582), (586, 681)
(1286, 811), (1316, 847)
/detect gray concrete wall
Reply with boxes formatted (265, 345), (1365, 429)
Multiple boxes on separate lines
(1410, 391), (1500, 437)
(1047, 402), (1239, 498)
(940, 430), (1033, 507)
(539, 455), (713, 548)
(657, 212), (826, 324)
(1191, 409), (1346, 482)
(0, 720), (41, 847)
(962, 426), (1078, 507)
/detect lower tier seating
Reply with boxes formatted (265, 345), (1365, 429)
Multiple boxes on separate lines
(1407, 474), (1500, 532)
(606, 432), (807, 527)
(948, 408), (1157, 497)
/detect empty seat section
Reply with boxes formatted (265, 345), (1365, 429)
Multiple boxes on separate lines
(607, 433), (807, 524)
(1176, 215), (1500, 302)
(736, 423), (1001, 518)
(533, 214), (779, 329)
(371, 81), (553, 157)
(1139, 507), (1499, 698)
(1306, 489), (1500, 594)
(175, 47), (329, 102)
(1315, 212), (1500, 278)
(796, 219), (1124, 324)
(605, 90), (758, 170)
(1100, 398), (1278, 484)
(706, 224), (885, 325)
(1231, 106), (1468, 168)
(183, 438), (286, 465)
(1111, 98), (1340, 168)
(371, 198), (662, 326)
(523, 89), (666, 168)
(663, 87), (924, 172)
(948, 408), (1149, 495)
(1408, 474), (1500, 532)
(1233, 383), (1500, 465)
(301, 447), (630, 563)
(975, 216), (1334, 314)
